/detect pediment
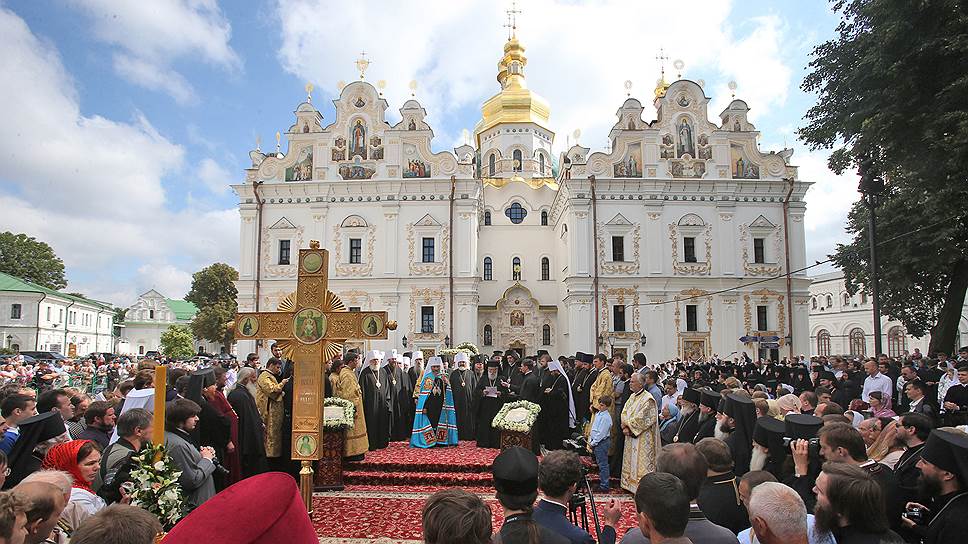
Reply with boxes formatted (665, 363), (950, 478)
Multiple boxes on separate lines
(606, 213), (633, 226)
(415, 214), (441, 227)
(269, 217), (297, 230)
(750, 215), (775, 229)
(678, 213), (705, 227)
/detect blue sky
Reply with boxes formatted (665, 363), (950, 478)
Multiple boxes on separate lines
(0, 0), (854, 307)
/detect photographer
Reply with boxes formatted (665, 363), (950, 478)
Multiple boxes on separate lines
(95, 408), (152, 503)
(785, 414), (824, 512)
(901, 428), (968, 544)
(164, 398), (216, 509)
(534, 450), (620, 544)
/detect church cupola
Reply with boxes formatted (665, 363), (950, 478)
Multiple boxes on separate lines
(474, 8), (555, 188)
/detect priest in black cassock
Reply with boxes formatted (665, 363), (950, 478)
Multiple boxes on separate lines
(383, 350), (412, 442)
(672, 387), (702, 444)
(693, 388), (720, 443)
(473, 359), (510, 448)
(227, 366), (267, 478)
(359, 350), (391, 450)
(449, 352), (477, 441)
(536, 359), (574, 450)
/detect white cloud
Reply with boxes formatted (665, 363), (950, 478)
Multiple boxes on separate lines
(0, 8), (237, 306)
(274, 0), (791, 153)
(795, 146), (858, 270)
(197, 158), (232, 194)
(67, 0), (240, 102)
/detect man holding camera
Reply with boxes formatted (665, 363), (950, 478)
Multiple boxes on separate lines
(534, 450), (621, 544)
(901, 428), (968, 544)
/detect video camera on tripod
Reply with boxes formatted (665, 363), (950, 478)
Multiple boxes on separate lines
(560, 433), (603, 540)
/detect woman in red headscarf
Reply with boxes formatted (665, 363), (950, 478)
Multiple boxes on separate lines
(43, 439), (106, 535)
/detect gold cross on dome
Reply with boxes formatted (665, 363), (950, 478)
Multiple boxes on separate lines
(355, 50), (370, 80)
(505, 1), (521, 39)
(656, 47), (669, 78)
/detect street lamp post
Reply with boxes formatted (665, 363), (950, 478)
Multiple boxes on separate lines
(859, 157), (885, 356)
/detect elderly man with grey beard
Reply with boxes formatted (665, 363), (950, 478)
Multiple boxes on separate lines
(227, 367), (267, 478)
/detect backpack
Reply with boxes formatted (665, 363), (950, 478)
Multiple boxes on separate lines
(97, 442), (137, 504)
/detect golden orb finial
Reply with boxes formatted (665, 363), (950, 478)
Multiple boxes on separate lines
(305, 82), (314, 102)
(309, 240), (320, 249)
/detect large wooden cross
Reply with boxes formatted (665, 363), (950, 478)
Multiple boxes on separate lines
(234, 240), (394, 508)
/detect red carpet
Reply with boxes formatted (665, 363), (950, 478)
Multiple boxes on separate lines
(314, 441), (637, 542)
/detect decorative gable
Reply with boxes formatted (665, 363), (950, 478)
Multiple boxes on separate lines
(606, 213), (633, 226)
(750, 215), (776, 229)
(269, 217), (297, 230)
(415, 214), (442, 227)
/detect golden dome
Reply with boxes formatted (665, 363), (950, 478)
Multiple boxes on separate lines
(654, 75), (670, 99)
(474, 36), (552, 143)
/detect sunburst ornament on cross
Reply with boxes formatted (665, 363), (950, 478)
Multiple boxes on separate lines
(234, 240), (396, 510)
(355, 51), (371, 80)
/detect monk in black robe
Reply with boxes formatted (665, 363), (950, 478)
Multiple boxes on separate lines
(449, 354), (477, 441)
(473, 360), (510, 448)
(359, 352), (391, 450)
(227, 368), (267, 478)
(383, 353), (411, 442)
(536, 361), (573, 450)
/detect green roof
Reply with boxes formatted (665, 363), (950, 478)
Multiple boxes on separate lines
(0, 271), (113, 310)
(165, 299), (199, 321)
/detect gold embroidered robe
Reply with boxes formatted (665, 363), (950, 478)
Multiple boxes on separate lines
(330, 367), (369, 457)
(620, 388), (659, 493)
(255, 370), (285, 458)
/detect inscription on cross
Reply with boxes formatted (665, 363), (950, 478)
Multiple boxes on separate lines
(234, 241), (393, 496)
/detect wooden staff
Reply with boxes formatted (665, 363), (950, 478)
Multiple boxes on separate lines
(153, 365), (167, 457)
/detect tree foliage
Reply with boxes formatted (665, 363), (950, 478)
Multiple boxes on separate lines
(186, 263), (239, 351)
(0, 232), (67, 290)
(185, 263), (239, 309)
(190, 302), (236, 351)
(160, 325), (195, 360)
(799, 0), (968, 352)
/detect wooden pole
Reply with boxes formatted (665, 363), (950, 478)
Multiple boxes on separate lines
(152, 365), (167, 452)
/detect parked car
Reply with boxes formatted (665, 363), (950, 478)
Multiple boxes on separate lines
(144, 350), (161, 359)
(19, 351), (68, 362)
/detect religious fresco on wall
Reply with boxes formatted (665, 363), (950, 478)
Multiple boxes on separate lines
(404, 159), (430, 178)
(370, 136), (384, 160)
(408, 119), (417, 130)
(339, 157), (376, 180)
(676, 117), (696, 158)
(660, 134), (675, 159)
(670, 159), (706, 178)
(285, 146), (313, 181)
(731, 145), (760, 179)
(510, 310), (525, 327)
(697, 134), (712, 160)
(332, 137), (346, 161)
(349, 120), (367, 159)
(613, 142), (642, 178)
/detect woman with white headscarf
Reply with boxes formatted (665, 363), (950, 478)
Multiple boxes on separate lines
(536, 360), (576, 450)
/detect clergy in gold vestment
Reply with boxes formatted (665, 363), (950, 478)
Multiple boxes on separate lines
(586, 355), (615, 453)
(329, 354), (369, 459)
(620, 373), (659, 493)
(255, 358), (289, 458)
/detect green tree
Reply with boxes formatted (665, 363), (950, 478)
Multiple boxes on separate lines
(0, 232), (67, 290)
(190, 302), (236, 352)
(113, 307), (126, 325)
(160, 325), (195, 360)
(799, 0), (968, 353)
(185, 263), (239, 309)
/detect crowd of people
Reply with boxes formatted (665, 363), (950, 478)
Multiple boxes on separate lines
(0, 343), (964, 543)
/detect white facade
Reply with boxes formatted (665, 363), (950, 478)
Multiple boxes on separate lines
(0, 273), (114, 355)
(807, 271), (968, 357)
(233, 35), (812, 362)
(121, 290), (222, 356)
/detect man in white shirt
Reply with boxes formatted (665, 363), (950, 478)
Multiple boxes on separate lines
(861, 359), (893, 409)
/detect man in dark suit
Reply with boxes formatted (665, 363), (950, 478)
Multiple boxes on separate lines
(904, 379), (937, 422)
(518, 359), (542, 403)
(695, 438), (750, 534)
(534, 450), (620, 544)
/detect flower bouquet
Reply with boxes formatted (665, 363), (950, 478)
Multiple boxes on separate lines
(440, 341), (481, 358)
(492, 400), (541, 433)
(128, 442), (186, 530)
(323, 397), (355, 430)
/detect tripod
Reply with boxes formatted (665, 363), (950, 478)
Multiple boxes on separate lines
(567, 468), (602, 541)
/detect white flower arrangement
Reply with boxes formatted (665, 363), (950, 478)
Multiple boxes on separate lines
(492, 400), (541, 433)
(128, 443), (186, 529)
(440, 341), (481, 357)
(323, 397), (355, 430)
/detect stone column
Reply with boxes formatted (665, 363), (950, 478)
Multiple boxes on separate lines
(383, 206), (399, 275)
(645, 205), (664, 274)
(718, 206), (736, 275)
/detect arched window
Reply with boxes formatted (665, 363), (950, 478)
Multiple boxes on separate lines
(817, 329), (831, 357)
(513, 149), (523, 172)
(483, 257), (493, 281)
(489, 153), (496, 176)
(849, 328), (866, 357)
(539, 153), (546, 175)
(887, 326), (906, 357)
(542, 324), (551, 346)
(505, 202), (528, 224)
(812, 297), (818, 310)
(826, 295), (833, 308)
(512, 257), (522, 281)
(541, 210), (548, 226)
(843, 293), (851, 306)
(541, 257), (550, 280)
(483, 324), (492, 346)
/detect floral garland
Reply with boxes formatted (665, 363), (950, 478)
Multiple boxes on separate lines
(492, 400), (541, 433)
(323, 397), (355, 430)
(128, 442), (187, 530)
(440, 341), (480, 357)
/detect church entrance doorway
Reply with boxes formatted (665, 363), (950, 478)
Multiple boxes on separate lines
(508, 342), (526, 359)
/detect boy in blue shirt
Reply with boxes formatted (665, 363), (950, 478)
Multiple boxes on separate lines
(587, 395), (613, 492)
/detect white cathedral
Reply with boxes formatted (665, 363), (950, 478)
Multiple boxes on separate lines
(232, 32), (812, 362)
